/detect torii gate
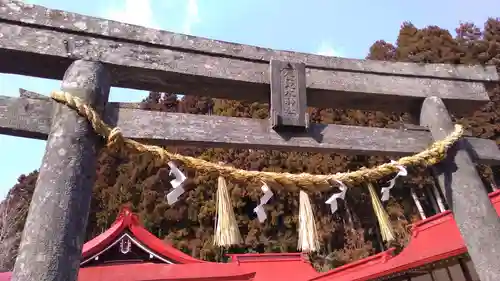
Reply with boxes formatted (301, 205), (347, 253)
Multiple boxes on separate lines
(0, 1), (499, 281)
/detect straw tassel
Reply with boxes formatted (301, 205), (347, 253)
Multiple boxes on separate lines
(367, 183), (395, 243)
(297, 190), (320, 252)
(214, 176), (242, 247)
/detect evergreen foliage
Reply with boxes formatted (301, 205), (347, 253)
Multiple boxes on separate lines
(1, 18), (499, 272)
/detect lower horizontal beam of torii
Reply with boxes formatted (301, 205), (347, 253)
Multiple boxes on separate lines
(1, 92), (499, 166)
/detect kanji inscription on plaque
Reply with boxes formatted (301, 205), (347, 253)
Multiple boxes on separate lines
(269, 60), (308, 131)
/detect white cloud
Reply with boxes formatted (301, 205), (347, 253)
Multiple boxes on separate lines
(316, 42), (342, 57)
(182, 0), (201, 35)
(103, 0), (201, 35)
(104, 0), (158, 29)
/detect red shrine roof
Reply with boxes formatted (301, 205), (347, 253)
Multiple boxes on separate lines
(1, 190), (499, 281)
(309, 190), (500, 281)
(78, 206), (318, 280)
(0, 207), (318, 281)
(228, 252), (319, 281)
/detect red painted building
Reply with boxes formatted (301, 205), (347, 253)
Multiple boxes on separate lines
(1, 190), (498, 281)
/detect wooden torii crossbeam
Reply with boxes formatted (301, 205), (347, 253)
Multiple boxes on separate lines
(4, 89), (500, 164)
(0, 1), (499, 281)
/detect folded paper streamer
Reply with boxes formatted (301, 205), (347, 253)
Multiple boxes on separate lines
(325, 180), (348, 214)
(380, 160), (408, 202)
(254, 182), (274, 222)
(166, 161), (187, 205)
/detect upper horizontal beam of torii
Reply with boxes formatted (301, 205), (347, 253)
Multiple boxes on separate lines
(0, 0), (498, 115)
(0, 0), (498, 82)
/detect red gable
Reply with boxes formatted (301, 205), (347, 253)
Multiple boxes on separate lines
(1, 191), (499, 281)
(80, 207), (204, 265)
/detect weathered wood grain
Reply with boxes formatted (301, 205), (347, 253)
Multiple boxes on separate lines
(0, 0), (498, 82)
(1, 95), (499, 165)
(19, 88), (44, 99)
(11, 60), (110, 281)
(420, 96), (500, 281)
(0, 22), (491, 114)
(269, 60), (308, 130)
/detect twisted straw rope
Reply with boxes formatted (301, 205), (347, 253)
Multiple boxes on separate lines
(50, 91), (464, 191)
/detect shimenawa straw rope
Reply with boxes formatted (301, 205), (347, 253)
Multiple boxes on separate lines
(49, 90), (465, 251)
(49, 90), (464, 191)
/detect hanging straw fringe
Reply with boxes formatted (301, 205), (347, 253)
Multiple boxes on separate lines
(367, 183), (395, 243)
(297, 190), (320, 252)
(214, 176), (242, 247)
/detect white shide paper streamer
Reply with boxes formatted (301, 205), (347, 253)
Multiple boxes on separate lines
(253, 182), (274, 222)
(166, 161), (187, 205)
(380, 160), (408, 202)
(325, 180), (348, 214)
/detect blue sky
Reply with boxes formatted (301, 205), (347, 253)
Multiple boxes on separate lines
(0, 0), (498, 199)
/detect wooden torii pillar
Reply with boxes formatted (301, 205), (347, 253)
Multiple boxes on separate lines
(11, 60), (110, 281)
(421, 97), (500, 281)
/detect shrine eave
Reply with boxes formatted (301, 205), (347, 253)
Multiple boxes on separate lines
(80, 262), (256, 281)
(0, 263), (256, 281)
